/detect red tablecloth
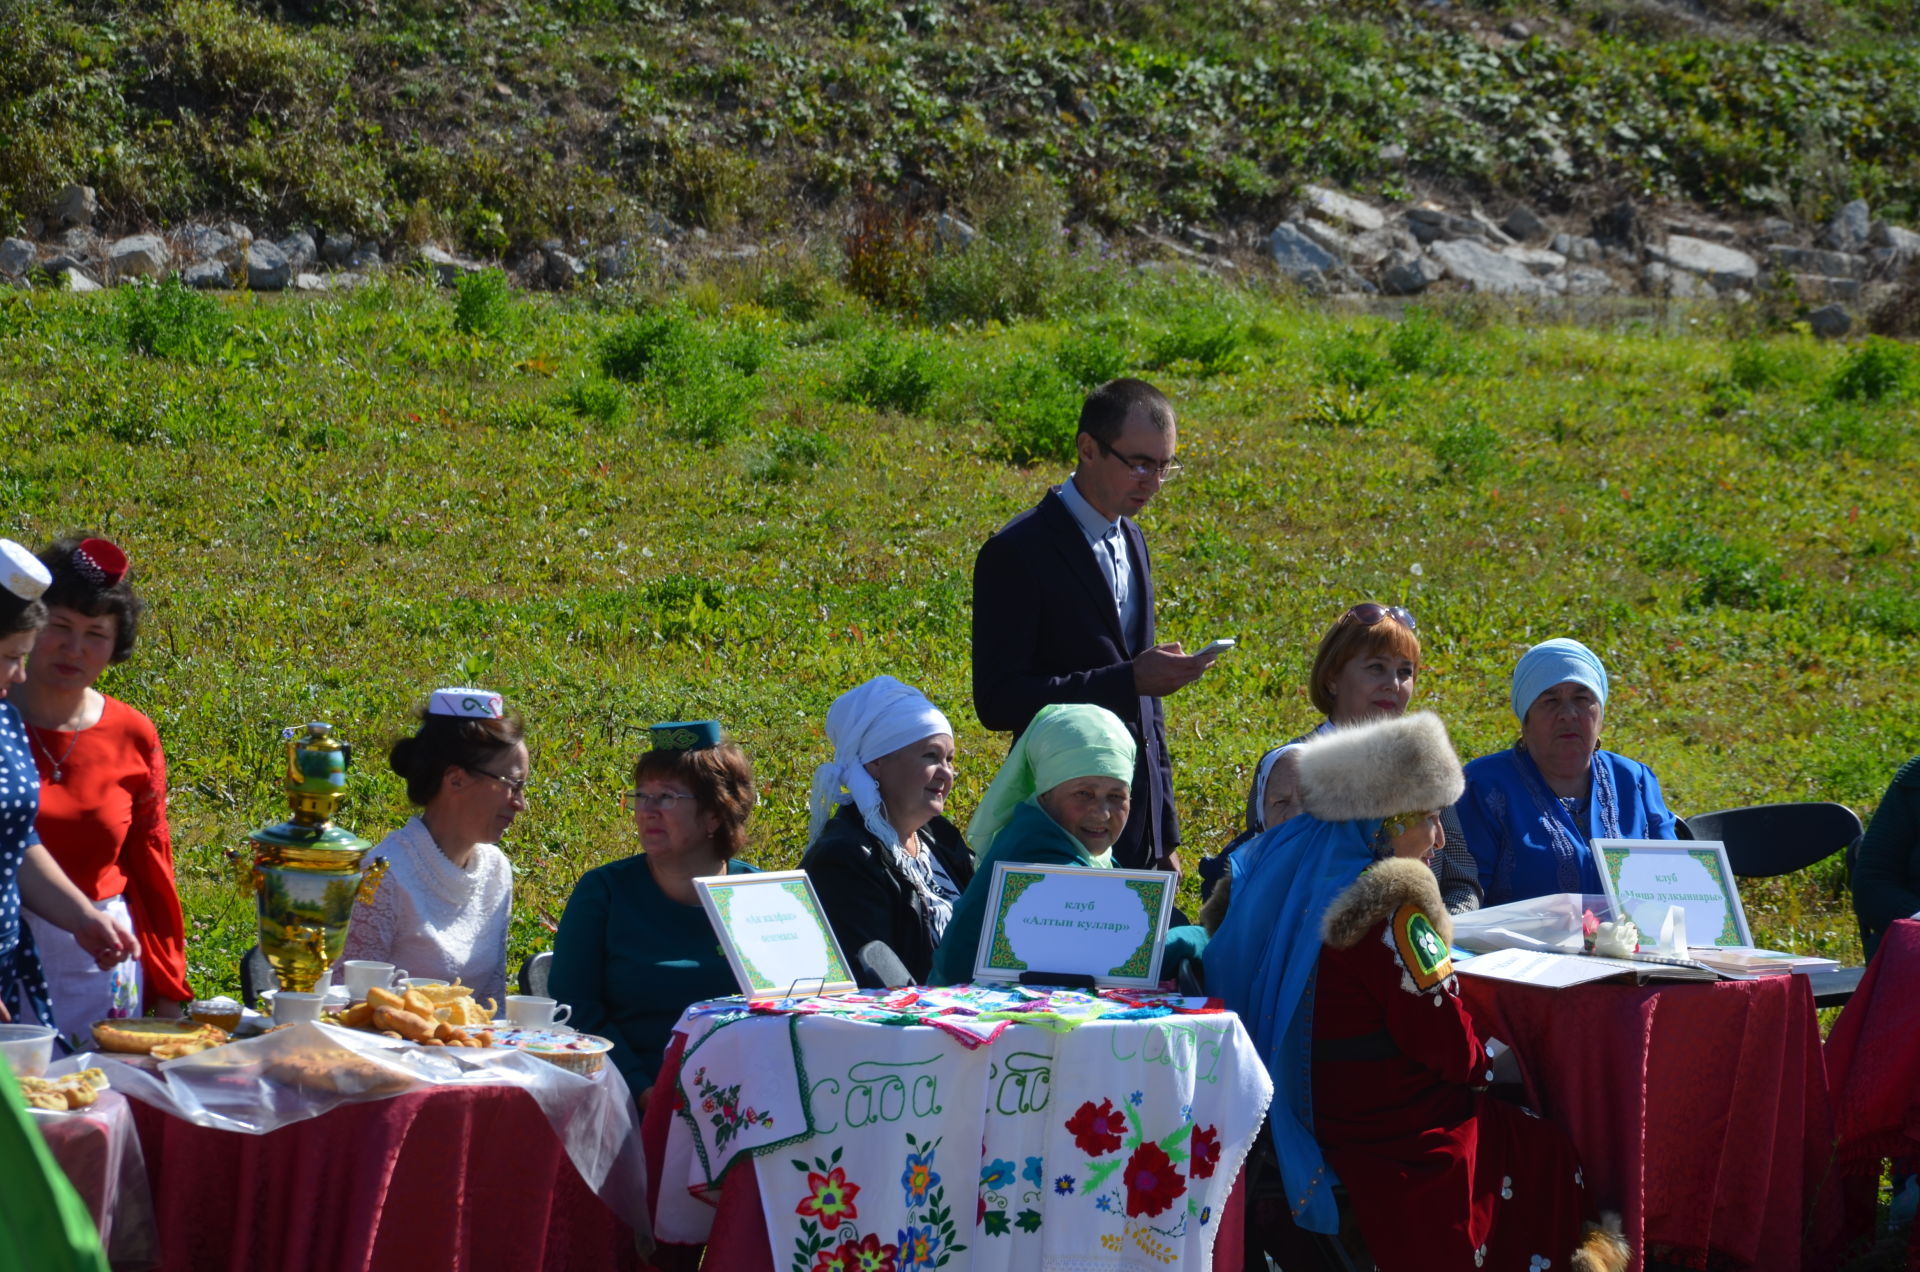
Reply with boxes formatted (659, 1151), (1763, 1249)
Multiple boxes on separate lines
(1461, 971), (1842, 1272)
(1825, 918), (1920, 1268)
(36, 1090), (157, 1267)
(128, 1082), (643, 1272)
(640, 1031), (1247, 1271)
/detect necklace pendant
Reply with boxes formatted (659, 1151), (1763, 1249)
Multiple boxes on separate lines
(50, 766), (62, 783)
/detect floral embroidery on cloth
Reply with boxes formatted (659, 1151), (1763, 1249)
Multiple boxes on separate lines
(655, 989), (1273, 1269)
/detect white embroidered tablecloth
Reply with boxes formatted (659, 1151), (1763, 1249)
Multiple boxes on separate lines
(656, 1000), (1272, 1271)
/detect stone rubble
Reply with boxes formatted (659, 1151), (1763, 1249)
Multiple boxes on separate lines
(1, 182), (1914, 335)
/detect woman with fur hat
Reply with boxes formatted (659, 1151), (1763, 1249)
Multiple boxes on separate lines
(1459, 638), (1677, 906)
(1205, 712), (1627, 1272)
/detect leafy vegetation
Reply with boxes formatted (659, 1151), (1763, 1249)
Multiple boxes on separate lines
(0, 260), (1909, 997)
(3, 1), (1917, 253)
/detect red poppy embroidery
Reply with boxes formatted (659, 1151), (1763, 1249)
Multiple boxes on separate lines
(1066, 1098), (1129, 1156)
(796, 1166), (861, 1230)
(1189, 1124), (1222, 1179)
(1123, 1142), (1187, 1218)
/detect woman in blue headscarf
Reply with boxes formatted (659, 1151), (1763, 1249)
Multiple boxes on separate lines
(1204, 713), (1626, 1272)
(1458, 638), (1677, 906)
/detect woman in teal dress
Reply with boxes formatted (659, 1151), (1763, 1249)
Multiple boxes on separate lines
(933, 703), (1201, 984)
(549, 721), (758, 1105)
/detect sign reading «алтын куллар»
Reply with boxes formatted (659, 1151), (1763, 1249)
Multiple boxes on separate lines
(973, 862), (1175, 989)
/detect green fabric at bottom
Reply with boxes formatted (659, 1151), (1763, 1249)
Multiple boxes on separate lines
(0, 1064), (109, 1272)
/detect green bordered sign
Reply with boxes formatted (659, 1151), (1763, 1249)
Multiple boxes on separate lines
(973, 862), (1176, 989)
(695, 869), (858, 1000)
(1594, 838), (1753, 949)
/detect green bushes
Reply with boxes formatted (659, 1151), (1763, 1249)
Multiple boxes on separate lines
(838, 332), (944, 415)
(114, 277), (231, 363)
(452, 269), (515, 338)
(597, 305), (764, 445)
(1827, 338), (1916, 403)
(984, 357), (1083, 465)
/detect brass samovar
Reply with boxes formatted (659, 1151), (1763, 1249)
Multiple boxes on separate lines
(240, 722), (387, 993)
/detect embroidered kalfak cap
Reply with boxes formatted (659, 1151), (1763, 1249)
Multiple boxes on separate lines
(428, 687), (506, 719)
(649, 720), (722, 752)
(0, 540), (51, 602)
(71, 538), (130, 587)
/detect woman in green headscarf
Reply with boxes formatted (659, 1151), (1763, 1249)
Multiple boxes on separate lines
(930, 704), (1138, 985)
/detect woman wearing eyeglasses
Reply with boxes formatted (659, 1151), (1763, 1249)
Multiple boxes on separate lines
(337, 688), (525, 1007)
(1198, 603), (1481, 918)
(549, 721), (758, 1104)
(1458, 639), (1677, 906)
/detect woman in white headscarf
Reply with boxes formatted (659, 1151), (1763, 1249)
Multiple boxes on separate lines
(801, 676), (973, 987)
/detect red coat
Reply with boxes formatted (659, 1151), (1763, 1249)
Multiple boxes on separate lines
(1311, 858), (1589, 1272)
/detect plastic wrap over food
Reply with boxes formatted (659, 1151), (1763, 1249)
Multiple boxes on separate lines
(1450, 892), (1617, 954)
(31, 1089), (158, 1267)
(51, 1022), (650, 1245)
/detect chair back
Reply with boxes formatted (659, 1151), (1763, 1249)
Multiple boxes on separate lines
(1684, 802), (1864, 878)
(857, 940), (914, 989)
(518, 950), (552, 997)
(239, 944), (275, 1008)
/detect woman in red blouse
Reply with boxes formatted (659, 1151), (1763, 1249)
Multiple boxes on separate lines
(17, 538), (189, 1026)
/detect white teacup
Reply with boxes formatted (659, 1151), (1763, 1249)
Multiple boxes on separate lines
(272, 992), (325, 1024)
(343, 961), (407, 999)
(401, 978), (448, 990)
(505, 995), (571, 1029)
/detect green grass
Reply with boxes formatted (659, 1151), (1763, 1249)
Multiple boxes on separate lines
(4, 1), (1918, 250)
(2, 264), (1913, 994)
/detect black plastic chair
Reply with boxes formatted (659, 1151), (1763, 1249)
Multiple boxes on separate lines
(857, 940), (914, 989)
(517, 950), (552, 997)
(1683, 802), (1863, 878)
(238, 944), (275, 1008)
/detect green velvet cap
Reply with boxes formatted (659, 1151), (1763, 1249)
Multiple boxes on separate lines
(649, 720), (723, 752)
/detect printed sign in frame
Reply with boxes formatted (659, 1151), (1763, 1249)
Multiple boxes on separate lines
(1594, 838), (1753, 949)
(972, 861), (1176, 989)
(694, 869), (858, 1000)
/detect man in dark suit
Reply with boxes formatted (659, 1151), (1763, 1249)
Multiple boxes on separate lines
(971, 378), (1220, 871)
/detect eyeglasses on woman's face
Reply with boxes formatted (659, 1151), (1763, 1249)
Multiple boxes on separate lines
(622, 789), (701, 813)
(464, 765), (529, 798)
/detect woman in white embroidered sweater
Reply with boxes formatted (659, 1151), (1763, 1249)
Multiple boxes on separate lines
(338, 688), (525, 1007)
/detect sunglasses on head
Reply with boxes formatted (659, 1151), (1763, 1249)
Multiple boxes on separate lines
(1342, 602), (1417, 631)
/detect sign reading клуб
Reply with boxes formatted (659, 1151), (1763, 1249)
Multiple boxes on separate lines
(973, 862), (1176, 989)
(1596, 839), (1753, 948)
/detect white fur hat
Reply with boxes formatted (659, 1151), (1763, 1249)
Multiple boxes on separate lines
(1295, 711), (1464, 822)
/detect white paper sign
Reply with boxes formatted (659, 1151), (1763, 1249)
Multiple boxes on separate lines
(972, 863), (1175, 988)
(1595, 839), (1752, 949)
(694, 870), (857, 1000)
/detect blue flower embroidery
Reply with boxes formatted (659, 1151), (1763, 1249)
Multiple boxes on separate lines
(897, 1224), (942, 1268)
(1095, 1194), (1114, 1212)
(1053, 1175), (1075, 1195)
(1021, 1156), (1045, 1189)
(980, 1158), (1016, 1189)
(902, 1147), (940, 1207)
(1127, 1090), (1144, 1107)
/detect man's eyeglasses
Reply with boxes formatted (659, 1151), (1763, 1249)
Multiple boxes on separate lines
(1095, 438), (1183, 481)
(1342, 603), (1417, 631)
(464, 766), (529, 797)
(622, 790), (702, 813)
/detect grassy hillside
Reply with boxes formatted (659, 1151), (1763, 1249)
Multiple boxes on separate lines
(1, 263), (1914, 990)
(4, 0), (1919, 253)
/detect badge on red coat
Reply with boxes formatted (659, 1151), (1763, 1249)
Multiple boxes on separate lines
(1391, 903), (1453, 991)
